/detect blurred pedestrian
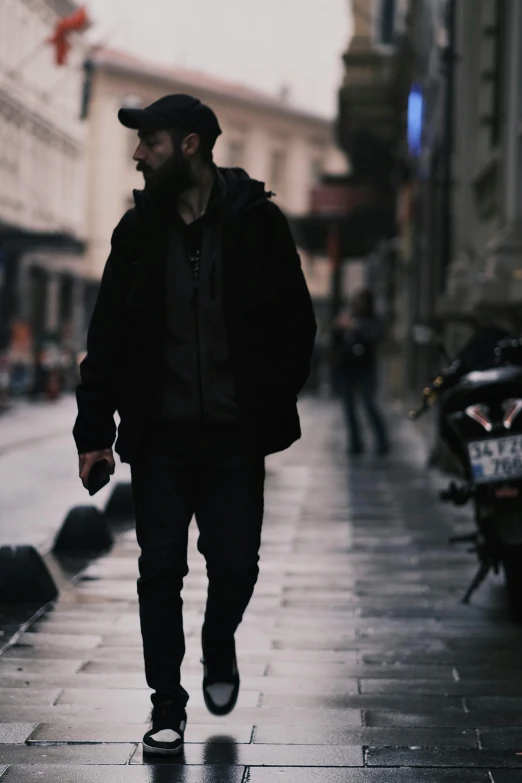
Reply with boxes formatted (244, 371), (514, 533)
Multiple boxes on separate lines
(0, 354), (10, 411)
(73, 94), (316, 756)
(38, 339), (61, 400)
(335, 289), (389, 456)
(9, 320), (33, 396)
(59, 321), (78, 392)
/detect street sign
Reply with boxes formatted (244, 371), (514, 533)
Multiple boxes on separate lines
(310, 185), (354, 216)
(309, 183), (385, 216)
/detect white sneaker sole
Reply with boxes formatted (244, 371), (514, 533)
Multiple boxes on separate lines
(143, 741), (184, 756)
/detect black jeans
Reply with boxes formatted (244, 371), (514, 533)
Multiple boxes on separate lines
(342, 366), (389, 453)
(130, 425), (265, 709)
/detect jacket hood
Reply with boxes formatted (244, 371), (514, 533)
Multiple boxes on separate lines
(216, 167), (273, 220)
(132, 166), (273, 220)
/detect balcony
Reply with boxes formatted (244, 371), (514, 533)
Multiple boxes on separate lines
(337, 9), (413, 182)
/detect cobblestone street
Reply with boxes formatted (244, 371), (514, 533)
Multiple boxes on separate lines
(2, 398), (522, 780)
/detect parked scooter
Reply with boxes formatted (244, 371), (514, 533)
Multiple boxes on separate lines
(410, 326), (522, 620)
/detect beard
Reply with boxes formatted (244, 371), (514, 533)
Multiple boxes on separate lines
(137, 145), (194, 197)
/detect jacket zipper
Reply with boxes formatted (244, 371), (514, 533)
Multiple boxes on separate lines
(193, 285), (205, 421)
(210, 252), (217, 301)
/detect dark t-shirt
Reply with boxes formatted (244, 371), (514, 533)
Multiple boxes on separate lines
(177, 179), (221, 284)
(181, 218), (203, 284)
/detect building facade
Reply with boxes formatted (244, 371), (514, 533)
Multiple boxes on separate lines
(0, 0), (88, 395)
(440, 0), (522, 331)
(394, 0), (454, 395)
(336, 0), (410, 395)
(337, 0), (522, 406)
(394, 0), (522, 400)
(81, 48), (346, 306)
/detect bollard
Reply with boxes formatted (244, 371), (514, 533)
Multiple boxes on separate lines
(0, 545), (58, 604)
(105, 482), (134, 520)
(53, 506), (113, 553)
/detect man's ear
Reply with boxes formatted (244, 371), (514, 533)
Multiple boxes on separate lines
(181, 132), (201, 158)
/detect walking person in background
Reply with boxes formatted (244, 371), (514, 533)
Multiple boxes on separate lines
(335, 289), (389, 456)
(73, 94), (316, 756)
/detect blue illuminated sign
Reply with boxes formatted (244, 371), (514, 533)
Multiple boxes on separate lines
(407, 84), (424, 157)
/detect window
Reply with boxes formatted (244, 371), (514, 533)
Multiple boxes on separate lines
(227, 139), (245, 168)
(378, 0), (395, 45)
(269, 149), (287, 193)
(372, 0), (404, 51)
(310, 158), (324, 185)
(489, 0), (506, 148)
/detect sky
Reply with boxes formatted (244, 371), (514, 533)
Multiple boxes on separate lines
(84, 0), (351, 118)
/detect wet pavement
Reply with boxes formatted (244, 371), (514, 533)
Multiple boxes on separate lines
(2, 397), (522, 780)
(0, 394), (130, 551)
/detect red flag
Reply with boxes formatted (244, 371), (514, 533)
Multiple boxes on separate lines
(47, 7), (90, 66)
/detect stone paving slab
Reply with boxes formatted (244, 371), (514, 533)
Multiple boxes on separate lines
(458, 664), (522, 678)
(0, 724), (36, 744)
(260, 692), (465, 711)
(467, 697), (522, 711)
(15, 633), (102, 650)
(265, 662), (456, 679)
(0, 744), (136, 764)
(365, 710), (522, 728)
(360, 649), (522, 665)
(252, 725), (478, 747)
(0, 690), (61, 706)
(0, 671), (363, 694)
(80, 658), (267, 676)
(0, 705), (364, 727)
(0, 767), (244, 783)
(479, 728), (522, 749)
(248, 771), (490, 783)
(360, 678), (522, 696)
(2, 397), (522, 780)
(27, 722), (253, 744)
(129, 743), (364, 766)
(55, 687), (261, 708)
(0, 706), (151, 724)
(0, 659), (83, 675)
(366, 748), (522, 767)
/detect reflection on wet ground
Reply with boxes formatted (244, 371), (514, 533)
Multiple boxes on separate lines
(1, 399), (522, 781)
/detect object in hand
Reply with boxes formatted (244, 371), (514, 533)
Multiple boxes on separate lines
(87, 459), (111, 496)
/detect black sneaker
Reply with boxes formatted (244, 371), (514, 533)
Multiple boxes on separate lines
(202, 638), (240, 716)
(142, 701), (186, 756)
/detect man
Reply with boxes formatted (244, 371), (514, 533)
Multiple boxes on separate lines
(334, 290), (389, 456)
(73, 94), (316, 756)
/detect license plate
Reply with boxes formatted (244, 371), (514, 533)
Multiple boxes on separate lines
(468, 435), (522, 484)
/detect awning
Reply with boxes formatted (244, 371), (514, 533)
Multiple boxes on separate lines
(289, 207), (396, 258)
(0, 226), (85, 257)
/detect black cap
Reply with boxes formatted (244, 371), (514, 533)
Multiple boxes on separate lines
(118, 94), (222, 146)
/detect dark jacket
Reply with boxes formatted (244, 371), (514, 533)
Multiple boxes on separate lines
(156, 171), (239, 423)
(73, 167), (317, 463)
(336, 316), (382, 374)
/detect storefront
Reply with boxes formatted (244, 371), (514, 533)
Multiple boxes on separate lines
(0, 227), (95, 398)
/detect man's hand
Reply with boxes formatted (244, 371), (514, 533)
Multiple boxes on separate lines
(79, 449), (115, 489)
